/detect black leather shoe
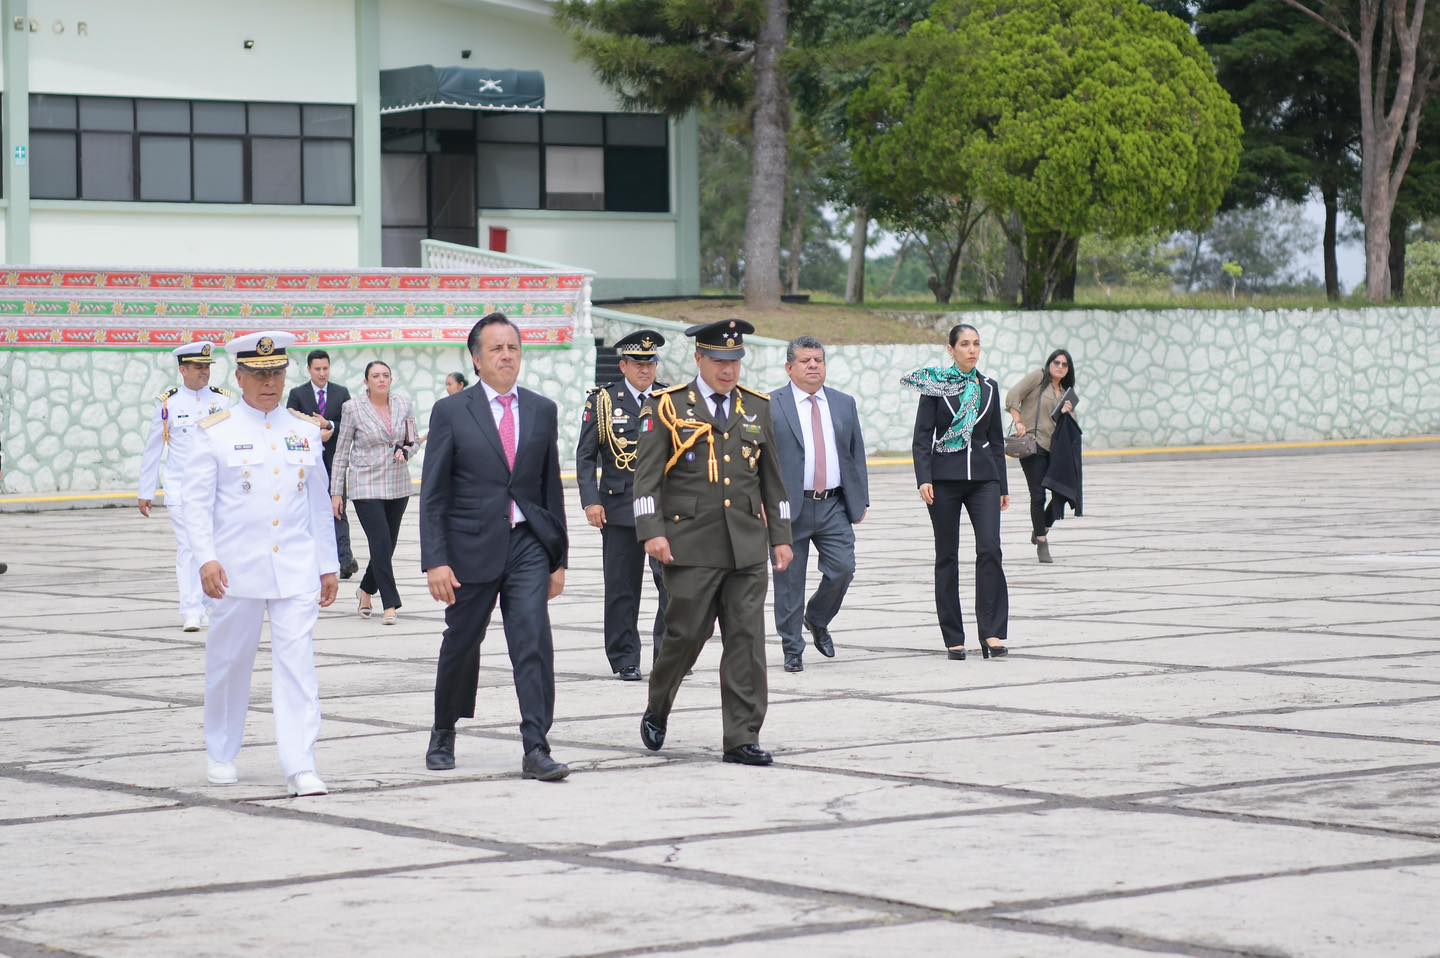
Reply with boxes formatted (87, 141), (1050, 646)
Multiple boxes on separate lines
(0, 562), (7, 574)
(947, 646), (967, 661)
(340, 560), (359, 580)
(783, 653), (804, 672)
(723, 744), (773, 766)
(980, 638), (1009, 659)
(805, 619), (835, 658)
(425, 728), (455, 770)
(640, 711), (666, 751)
(522, 745), (570, 781)
(617, 666), (643, 681)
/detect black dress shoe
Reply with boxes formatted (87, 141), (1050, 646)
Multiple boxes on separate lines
(805, 619), (835, 658)
(522, 745), (570, 782)
(617, 666), (643, 681)
(340, 560), (359, 580)
(722, 744), (773, 766)
(425, 728), (456, 770)
(947, 646), (967, 661)
(783, 653), (804, 672)
(640, 711), (666, 751)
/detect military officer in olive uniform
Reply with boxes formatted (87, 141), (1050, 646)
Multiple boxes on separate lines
(576, 330), (672, 680)
(634, 319), (793, 766)
(138, 341), (235, 632)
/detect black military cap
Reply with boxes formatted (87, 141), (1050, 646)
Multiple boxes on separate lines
(614, 330), (665, 362)
(685, 318), (755, 359)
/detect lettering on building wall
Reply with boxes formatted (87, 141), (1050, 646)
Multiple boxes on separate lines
(12, 17), (87, 35)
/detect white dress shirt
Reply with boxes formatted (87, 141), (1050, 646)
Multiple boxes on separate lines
(183, 401), (339, 598)
(697, 374), (732, 421)
(481, 380), (526, 525)
(624, 379), (650, 407)
(791, 382), (841, 492)
(138, 384), (235, 504)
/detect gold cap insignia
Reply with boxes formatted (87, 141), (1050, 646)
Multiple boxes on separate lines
(200, 344), (212, 357)
(256, 337), (275, 356)
(641, 337), (654, 349)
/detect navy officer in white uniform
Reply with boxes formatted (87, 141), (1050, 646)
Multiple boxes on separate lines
(184, 331), (340, 796)
(138, 341), (234, 631)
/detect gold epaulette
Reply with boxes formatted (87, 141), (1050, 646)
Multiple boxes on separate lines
(210, 385), (234, 397)
(200, 410), (231, 429)
(655, 383), (688, 396)
(736, 384), (771, 401)
(289, 408), (319, 427)
(157, 386), (178, 402)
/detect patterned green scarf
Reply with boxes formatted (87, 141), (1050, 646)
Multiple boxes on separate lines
(901, 364), (982, 452)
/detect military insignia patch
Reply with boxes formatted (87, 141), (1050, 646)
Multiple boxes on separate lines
(283, 433), (311, 452)
(641, 418), (654, 433)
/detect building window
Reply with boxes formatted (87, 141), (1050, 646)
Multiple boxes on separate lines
(28, 94), (355, 206)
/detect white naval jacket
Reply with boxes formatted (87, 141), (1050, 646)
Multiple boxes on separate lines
(183, 402), (340, 599)
(137, 385), (235, 504)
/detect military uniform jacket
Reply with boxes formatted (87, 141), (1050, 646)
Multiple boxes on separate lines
(632, 379), (792, 569)
(575, 380), (665, 527)
(183, 403), (340, 599)
(138, 385), (235, 504)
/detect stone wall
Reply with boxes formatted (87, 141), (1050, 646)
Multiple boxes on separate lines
(3, 306), (1438, 496)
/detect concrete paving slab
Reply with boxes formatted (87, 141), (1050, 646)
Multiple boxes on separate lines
(0, 687), (162, 720)
(600, 806), (1435, 913)
(781, 723), (1440, 797)
(0, 778), (172, 821)
(1139, 768), (1440, 837)
(1018, 863), (1440, 957)
(1200, 697), (1440, 743)
(1266, 652), (1440, 684)
(0, 634), (179, 659)
(0, 858), (886, 958)
(1027, 630), (1438, 667)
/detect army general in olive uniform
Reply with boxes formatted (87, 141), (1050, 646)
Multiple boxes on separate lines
(634, 319), (793, 766)
(575, 330), (671, 680)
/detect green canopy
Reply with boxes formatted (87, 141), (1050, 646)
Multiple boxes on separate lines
(379, 65), (545, 114)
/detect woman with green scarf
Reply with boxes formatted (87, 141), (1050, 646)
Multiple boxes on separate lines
(903, 323), (1010, 660)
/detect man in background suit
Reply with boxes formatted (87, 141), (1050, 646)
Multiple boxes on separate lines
(420, 312), (571, 782)
(770, 336), (870, 673)
(286, 349), (358, 579)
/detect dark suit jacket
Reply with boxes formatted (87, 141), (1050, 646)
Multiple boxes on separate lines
(420, 384), (568, 582)
(769, 384), (869, 524)
(575, 380), (666, 527)
(911, 373), (1008, 494)
(286, 381), (352, 474)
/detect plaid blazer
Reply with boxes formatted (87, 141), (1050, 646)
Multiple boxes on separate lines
(329, 393), (417, 501)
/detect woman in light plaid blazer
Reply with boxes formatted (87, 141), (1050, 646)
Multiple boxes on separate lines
(331, 360), (418, 625)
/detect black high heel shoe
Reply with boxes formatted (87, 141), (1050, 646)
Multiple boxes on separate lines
(946, 646), (966, 660)
(979, 638), (1008, 659)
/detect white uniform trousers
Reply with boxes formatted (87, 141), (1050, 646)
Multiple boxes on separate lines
(205, 593), (322, 777)
(167, 501), (210, 621)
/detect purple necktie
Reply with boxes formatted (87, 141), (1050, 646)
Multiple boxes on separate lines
(498, 394), (517, 469)
(317, 388), (327, 418)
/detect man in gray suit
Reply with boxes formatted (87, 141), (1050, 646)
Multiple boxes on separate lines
(770, 336), (869, 672)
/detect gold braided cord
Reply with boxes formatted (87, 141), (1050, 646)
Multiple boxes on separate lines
(657, 393), (719, 483)
(595, 388), (638, 472)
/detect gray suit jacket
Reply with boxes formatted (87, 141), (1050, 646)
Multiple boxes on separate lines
(769, 384), (869, 524)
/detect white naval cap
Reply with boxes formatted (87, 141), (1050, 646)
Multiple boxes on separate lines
(173, 340), (220, 365)
(226, 330), (299, 370)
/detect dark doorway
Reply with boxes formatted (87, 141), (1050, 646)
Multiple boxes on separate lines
(381, 109), (477, 266)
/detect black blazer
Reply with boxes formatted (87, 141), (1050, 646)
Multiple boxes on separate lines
(420, 384), (568, 582)
(911, 373), (1008, 494)
(286, 381), (352, 474)
(574, 380), (662, 527)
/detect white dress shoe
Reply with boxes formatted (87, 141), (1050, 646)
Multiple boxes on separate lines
(182, 615), (202, 633)
(200, 611), (211, 628)
(286, 771), (328, 797)
(206, 759), (239, 785)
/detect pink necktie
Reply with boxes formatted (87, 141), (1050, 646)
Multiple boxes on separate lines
(810, 395), (828, 491)
(498, 394), (517, 469)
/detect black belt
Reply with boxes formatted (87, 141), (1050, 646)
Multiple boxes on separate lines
(803, 488), (841, 501)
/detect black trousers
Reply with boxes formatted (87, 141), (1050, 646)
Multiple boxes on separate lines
(353, 496), (408, 610)
(335, 510), (354, 567)
(432, 525), (555, 754)
(926, 479), (1008, 648)
(601, 523), (669, 671)
(1019, 450), (1054, 539)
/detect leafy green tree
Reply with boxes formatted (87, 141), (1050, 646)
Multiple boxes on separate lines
(698, 110), (753, 291)
(1176, 202), (1321, 293)
(1406, 240), (1440, 303)
(1196, 0), (1359, 300)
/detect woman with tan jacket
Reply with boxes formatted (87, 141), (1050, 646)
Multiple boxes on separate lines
(331, 360), (418, 624)
(1006, 350), (1076, 564)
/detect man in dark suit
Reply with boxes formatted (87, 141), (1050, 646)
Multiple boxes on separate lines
(420, 312), (570, 782)
(575, 330), (671, 681)
(286, 349), (358, 579)
(770, 336), (870, 672)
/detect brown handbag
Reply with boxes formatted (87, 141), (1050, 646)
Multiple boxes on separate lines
(1004, 378), (1044, 459)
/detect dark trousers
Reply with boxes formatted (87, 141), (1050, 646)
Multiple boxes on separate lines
(927, 479), (1008, 648)
(1019, 450), (1054, 539)
(335, 509), (353, 567)
(648, 562), (768, 752)
(353, 497), (408, 610)
(601, 523), (669, 671)
(432, 525), (555, 754)
(772, 495), (855, 657)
